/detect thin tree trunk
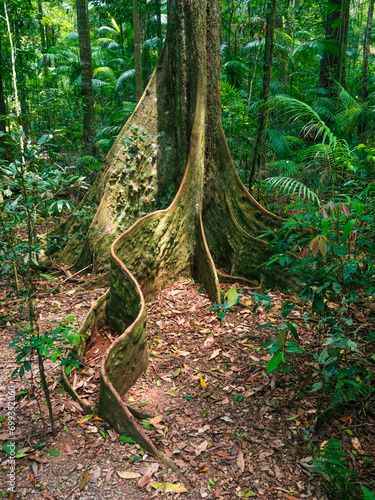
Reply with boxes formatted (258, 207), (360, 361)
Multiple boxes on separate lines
(156, 0), (162, 55)
(361, 0), (375, 104)
(319, 0), (340, 93)
(133, 0), (143, 102)
(4, 0), (24, 156)
(337, 0), (350, 88)
(14, 15), (28, 132)
(0, 35), (6, 135)
(249, 0), (277, 189)
(76, 0), (96, 155)
(38, 0), (48, 79)
(248, 5), (264, 106)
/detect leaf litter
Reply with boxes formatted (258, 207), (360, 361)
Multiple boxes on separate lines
(0, 275), (374, 499)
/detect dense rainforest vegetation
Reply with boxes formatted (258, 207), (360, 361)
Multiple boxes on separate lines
(1, 0), (375, 499)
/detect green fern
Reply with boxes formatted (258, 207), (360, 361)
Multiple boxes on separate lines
(328, 382), (370, 412)
(264, 176), (320, 206)
(312, 439), (358, 500)
(361, 485), (375, 500)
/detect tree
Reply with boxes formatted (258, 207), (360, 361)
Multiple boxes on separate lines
(361, 0), (375, 105)
(48, 0), (283, 450)
(0, 34), (6, 136)
(249, 0), (277, 188)
(133, 0), (143, 101)
(76, 0), (96, 154)
(319, 0), (350, 93)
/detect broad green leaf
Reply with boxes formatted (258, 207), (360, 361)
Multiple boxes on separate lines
(46, 449), (60, 456)
(173, 369), (181, 378)
(237, 487), (257, 497)
(266, 351), (283, 373)
(225, 287), (238, 308)
(2, 441), (17, 455)
(119, 436), (136, 444)
(310, 382), (323, 392)
(343, 219), (355, 239)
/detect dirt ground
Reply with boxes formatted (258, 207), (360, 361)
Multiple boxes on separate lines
(0, 273), (374, 499)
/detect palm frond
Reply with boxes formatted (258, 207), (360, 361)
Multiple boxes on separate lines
(97, 25), (117, 35)
(265, 129), (292, 157)
(222, 60), (249, 87)
(270, 95), (337, 148)
(242, 39), (264, 52)
(115, 69), (136, 92)
(143, 37), (161, 49)
(269, 159), (301, 177)
(292, 38), (338, 57)
(264, 176), (320, 206)
(95, 125), (122, 141)
(92, 79), (113, 88)
(93, 66), (116, 83)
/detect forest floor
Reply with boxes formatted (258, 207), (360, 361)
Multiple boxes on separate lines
(0, 272), (374, 499)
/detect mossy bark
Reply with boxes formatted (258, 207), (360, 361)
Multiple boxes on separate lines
(58, 0), (284, 460)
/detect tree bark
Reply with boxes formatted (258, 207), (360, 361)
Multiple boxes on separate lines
(133, 0), (143, 102)
(155, 0), (162, 55)
(76, 0), (96, 154)
(0, 35), (6, 135)
(48, 0), (283, 287)
(319, 0), (349, 93)
(249, 0), (277, 189)
(337, 0), (350, 89)
(50, 0), (284, 458)
(361, 0), (375, 104)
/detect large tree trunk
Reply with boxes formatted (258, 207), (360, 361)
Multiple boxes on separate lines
(249, 0), (277, 188)
(76, 0), (96, 155)
(50, 0), (284, 460)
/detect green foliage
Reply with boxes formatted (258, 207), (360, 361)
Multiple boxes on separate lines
(312, 438), (359, 499)
(361, 485), (375, 500)
(255, 295), (306, 373)
(208, 286), (240, 320)
(9, 320), (81, 379)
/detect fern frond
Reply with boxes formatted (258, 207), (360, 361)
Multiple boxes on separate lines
(328, 382), (370, 411)
(361, 485), (375, 500)
(264, 176), (320, 206)
(95, 125), (122, 141)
